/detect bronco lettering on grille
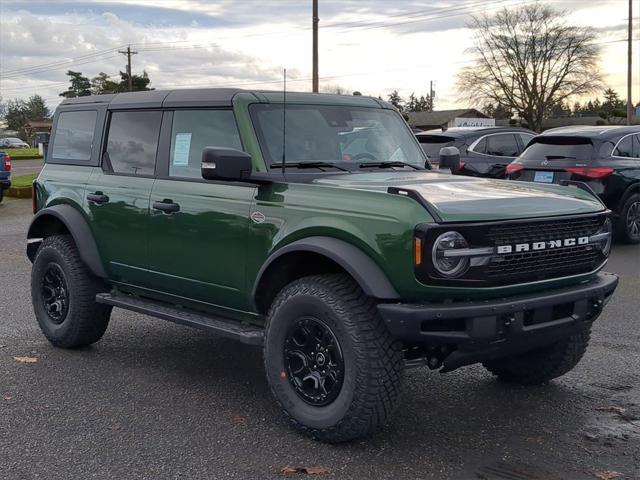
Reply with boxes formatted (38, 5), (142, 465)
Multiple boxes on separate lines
(497, 236), (589, 255)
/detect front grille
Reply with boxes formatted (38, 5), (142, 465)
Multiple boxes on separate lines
(486, 215), (605, 282)
(487, 216), (602, 245)
(415, 213), (608, 287)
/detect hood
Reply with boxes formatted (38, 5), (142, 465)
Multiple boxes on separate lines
(314, 171), (605, 222)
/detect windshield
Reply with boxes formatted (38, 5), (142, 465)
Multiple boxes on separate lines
(250, 104), (428, 169)
(519, 137), (593, 161)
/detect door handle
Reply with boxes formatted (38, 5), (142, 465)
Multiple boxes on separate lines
(87, 192), (109, 204)
(153, 200), (180, 214)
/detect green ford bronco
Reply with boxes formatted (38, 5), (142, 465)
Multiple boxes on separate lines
(28, 89), (618, 443)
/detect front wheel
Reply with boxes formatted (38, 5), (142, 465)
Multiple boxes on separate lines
(31, 235), (112, 348)
(264, 274), (404, 443)
(483, 325), (591, 385)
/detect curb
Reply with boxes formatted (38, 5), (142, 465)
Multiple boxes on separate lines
(7, 186), (32, 198)
(11, 156), (43, 161)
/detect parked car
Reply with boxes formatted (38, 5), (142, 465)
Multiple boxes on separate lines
(0, 137), (30, 148)
(415, 126), (535, 177)
(0, 151), (11, 203)
(506, 125), (640, 244)
(27, 89), (617, 443)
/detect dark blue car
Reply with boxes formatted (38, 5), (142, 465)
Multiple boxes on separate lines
(0, 151), (11, 203)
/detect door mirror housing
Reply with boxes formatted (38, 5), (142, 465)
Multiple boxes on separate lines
(201, 147), (253, 181)
(439, 146), (461, 171)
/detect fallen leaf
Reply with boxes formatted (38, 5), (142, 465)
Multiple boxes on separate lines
(596, 406), (626, 414)
(281, 465), (332, 475)
(13, 356), (37, 364)
(226, 414), (247, 425)
(591, 470), (624, 480)
(526, 436), (543, 444)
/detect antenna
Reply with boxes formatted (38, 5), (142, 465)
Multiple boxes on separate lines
(281, 68), (287, 180)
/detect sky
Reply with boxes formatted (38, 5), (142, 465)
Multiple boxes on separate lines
(0, 0), (637, 113)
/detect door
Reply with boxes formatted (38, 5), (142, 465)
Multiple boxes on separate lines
(146, 109), (256, 311)
(86, 110), (162, 286)
(467, 133), (521, 176)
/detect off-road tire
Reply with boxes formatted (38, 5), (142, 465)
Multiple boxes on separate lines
(615, 193), (640, 244)
(31, 234), (111, 348)
(264, 274), (404, 443)
(483, 325), (591, 385)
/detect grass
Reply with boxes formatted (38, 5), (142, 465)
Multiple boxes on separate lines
(2, 148), (42, 159)
(10, 173), (37, 188)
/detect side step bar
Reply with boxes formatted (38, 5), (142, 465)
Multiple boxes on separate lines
(96, 293), (264, 346)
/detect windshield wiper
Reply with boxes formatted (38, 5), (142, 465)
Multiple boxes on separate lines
(271, 161), (349, 172)
(359, 161), (421, 170)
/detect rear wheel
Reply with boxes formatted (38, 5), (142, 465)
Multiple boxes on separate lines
(483, 326), (591, 385)
(264, 274), (404, 443)
(615, 193), (640, 244)
(31, 235), (112, 348)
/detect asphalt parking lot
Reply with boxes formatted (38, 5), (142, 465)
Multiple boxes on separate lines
(1, 197), (639, 480)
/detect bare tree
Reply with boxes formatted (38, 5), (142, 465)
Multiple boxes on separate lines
(457, 3), (602, 131)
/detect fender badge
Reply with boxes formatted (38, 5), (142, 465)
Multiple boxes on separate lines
(251, 211), (266, 224)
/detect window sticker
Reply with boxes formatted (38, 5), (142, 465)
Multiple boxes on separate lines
(173, 133), (192, 166)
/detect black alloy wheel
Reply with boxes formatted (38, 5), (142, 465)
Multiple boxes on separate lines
(283, 317), (344, 406)
(41, 263), (69, 324)
(626, 199), (640, 240)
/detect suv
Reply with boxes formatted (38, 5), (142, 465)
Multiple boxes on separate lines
(0, 151), (11, 203)
(506, 126), (640, 244)
(415, 126), (535, 177)
(28, 89), (618, 443)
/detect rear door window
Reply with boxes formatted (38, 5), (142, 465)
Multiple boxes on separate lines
(485, 134), (519, 157)
(169, 110), (242, 179)
(105, 111), (162, 176)
(51, 110), (97, 162)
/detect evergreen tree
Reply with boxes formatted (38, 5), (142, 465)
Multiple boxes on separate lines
(59, 70), (91, 98)
(387, 90), (404, 112)
(90, 72), (121, 95)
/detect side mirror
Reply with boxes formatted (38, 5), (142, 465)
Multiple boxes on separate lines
(439, 146), (461, 171)
(201, 147), (253, 181)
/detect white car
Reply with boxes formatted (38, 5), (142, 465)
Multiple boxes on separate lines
(0, 137), (30, 148)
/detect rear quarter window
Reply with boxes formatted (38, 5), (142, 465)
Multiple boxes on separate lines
(50, 110), (98, 163)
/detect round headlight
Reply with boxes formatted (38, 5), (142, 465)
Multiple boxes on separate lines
(432, 231), (470, 278)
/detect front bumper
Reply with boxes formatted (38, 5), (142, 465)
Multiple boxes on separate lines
(378, 272), (618, 372)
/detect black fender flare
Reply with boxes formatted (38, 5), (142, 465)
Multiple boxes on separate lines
(252, 236), (400, 303)
(27, 204), (106, 278)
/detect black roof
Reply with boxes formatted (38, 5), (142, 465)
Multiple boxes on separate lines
(415, 126), (534, 139)
(540, 125), (640, 140)
(59, 88), (245, 109)
(58, 88), (386, 110)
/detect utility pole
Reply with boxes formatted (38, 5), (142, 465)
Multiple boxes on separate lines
(312, 0), (319, 93)
(118, 45), (138, 92)
(429, 80), (435, 111)
(627, 0), (633, 125)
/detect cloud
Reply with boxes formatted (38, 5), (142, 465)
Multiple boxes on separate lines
(0, 0), (634, 110)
